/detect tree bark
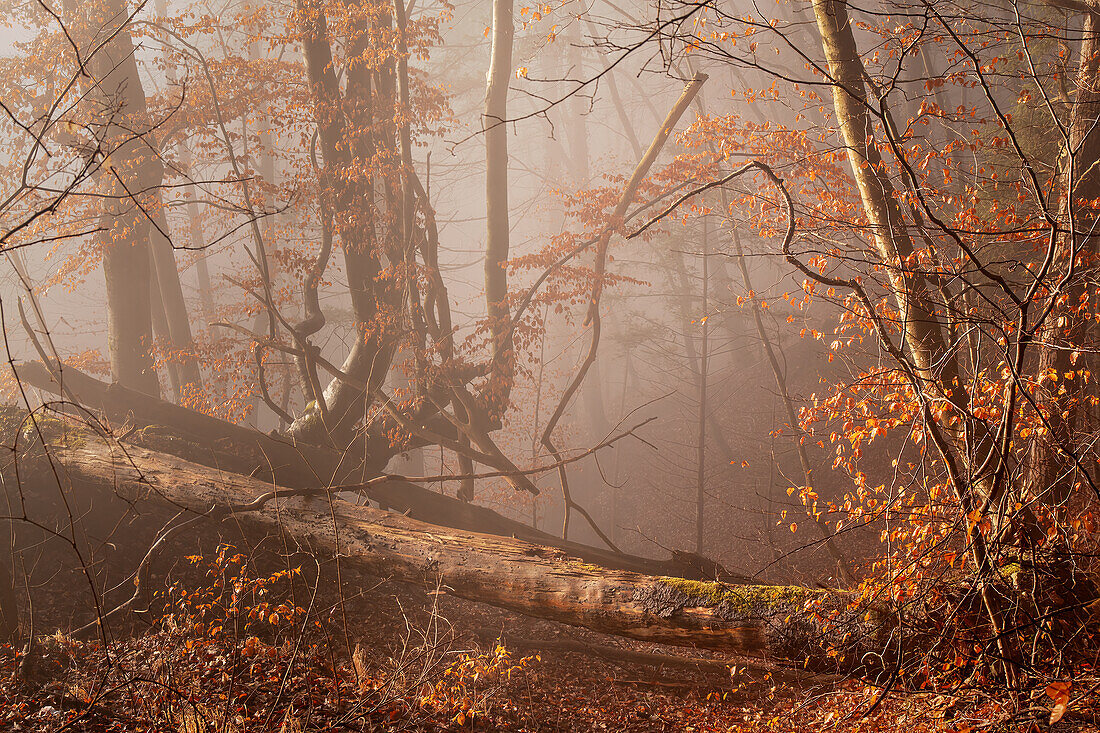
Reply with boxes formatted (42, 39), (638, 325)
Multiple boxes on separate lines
(150, 202), (203, 396)
(288, 0), (397, 444)
(811, 0), (1015, 682)
(11, 413), (885, 671)
(810, 0), (955, 389)
(13, 360), (338, 487)
(472, 627), (838, 682)
(484, 0), (515, 407)
(12, 361), (750, 583)
(1026, 10), (1100, 505)
(65, 0), (163, 397)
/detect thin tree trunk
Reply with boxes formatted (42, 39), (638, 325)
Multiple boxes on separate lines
(1027, 10), (1100, 506)
(728, 227), (855, 584)
(667, 250), (737, 465)
(567, 19), (591, 188)
(0, 548), (17, 643)
(529, 302), (549, 529)
(243, 24), (280, 429)
(149, 250), (182, 402)
(149, 208), (203, 394)
(543, 71), (706, 547)
(695, 217), (709, 555)
(154, 0), (215, 327)
(484, 0), (514, 407)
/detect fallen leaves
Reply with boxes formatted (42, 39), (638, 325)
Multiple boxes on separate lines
(1046, 680), (1072, 725)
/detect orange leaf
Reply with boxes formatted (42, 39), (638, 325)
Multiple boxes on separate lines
(1046, 680), (1071, 725)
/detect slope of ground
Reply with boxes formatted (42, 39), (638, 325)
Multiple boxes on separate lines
(2, 518), (1099, 732)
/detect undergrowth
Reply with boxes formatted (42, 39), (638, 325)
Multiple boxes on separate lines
(0, 545), (535, 732)
(3, 544), (1100, 732)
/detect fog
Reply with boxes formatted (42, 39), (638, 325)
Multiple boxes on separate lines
(0, 0), (851, 581)
(0, 0), (1089, 725)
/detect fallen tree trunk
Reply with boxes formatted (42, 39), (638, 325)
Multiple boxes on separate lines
(347, 476), (752, 582)
(13, 363), (752, 582)
(481, 630), (737, 674)
(3, 411), (887, 672)
(12, 360), (343, 487)
(470, 627), (833, 681)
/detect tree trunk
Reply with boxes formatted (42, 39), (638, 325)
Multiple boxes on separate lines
(243, 10), (281, 430)
(148, 251), (183, 402)
(1026, 10), (1100, 506)
(288, 0), (396, 445)
(0, 553), (17, 643)
(667, 250), (738, 478)
(154, 0), (215, 328)
(11, 411), (885, 672)
(695, 217), (709, 554)
(811, 0), (1015, 681)
(150, 199), (203, 396)
(13, 360), (339, 487)
(12, 361), (750, 583)
(472, 626), (837, 682)
(65, 0), (164, 397)
(810, 0), (954, 389)
(728, 227), (854, 583)
(484, 0), (514, 406)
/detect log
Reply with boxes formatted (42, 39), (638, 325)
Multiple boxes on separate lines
(351, 477), (754, 582)
(471, 627), (843, 684)
(474, 627), (735, 675)
(12, 360), (344, 487)
(3, 410), (887, 671)
(13, 364), (753, 582)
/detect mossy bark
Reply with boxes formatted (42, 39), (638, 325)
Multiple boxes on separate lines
(1, 409), (889, 672)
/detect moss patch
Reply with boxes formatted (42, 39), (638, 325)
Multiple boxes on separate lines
(4, 410), (87, 450)
(22, 414), (66, 444)
(136, 424), (199, 452)
(0, 405), (27, 443)
(634, 578), (823, 621)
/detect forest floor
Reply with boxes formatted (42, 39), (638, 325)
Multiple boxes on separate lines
(0, 517), (1096, 731)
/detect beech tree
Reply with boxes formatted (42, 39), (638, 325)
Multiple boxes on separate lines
(3, 0), (1100, 715)
(619, 0), (1100, 683)
(63, 0), (169, 396)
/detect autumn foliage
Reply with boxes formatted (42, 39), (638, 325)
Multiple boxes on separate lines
(3, 0), (1100, 728)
